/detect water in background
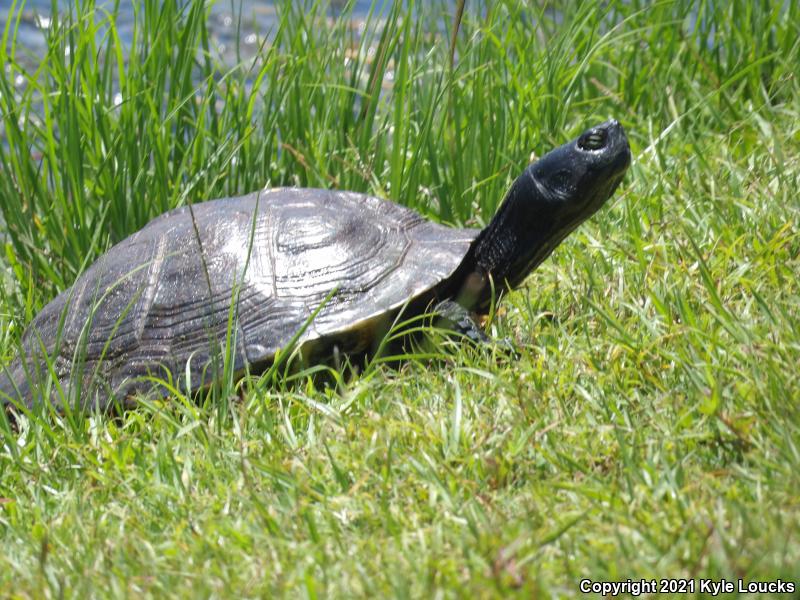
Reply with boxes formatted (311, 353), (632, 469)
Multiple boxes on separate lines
(6, 1), (387, 66)
(0, 1), (398, 240)
(0, 0), (408, 150)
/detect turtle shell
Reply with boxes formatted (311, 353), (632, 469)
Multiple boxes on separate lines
(0, 188), (478, 410)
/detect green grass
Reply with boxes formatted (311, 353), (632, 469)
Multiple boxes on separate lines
(1, 0), (799, 596)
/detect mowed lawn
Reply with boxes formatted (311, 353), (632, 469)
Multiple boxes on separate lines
(0, 0), (798, 597)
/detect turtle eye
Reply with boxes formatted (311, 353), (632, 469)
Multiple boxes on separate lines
(578, 129), (607, 151)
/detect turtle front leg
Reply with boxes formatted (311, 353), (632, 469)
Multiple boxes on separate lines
(433, 300), (519, 356)
(433, 300), (492, 344)
(433, 300), (492, 345)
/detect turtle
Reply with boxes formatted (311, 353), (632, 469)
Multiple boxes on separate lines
(0, 119), (630, 412)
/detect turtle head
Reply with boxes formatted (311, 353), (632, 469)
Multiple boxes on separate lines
(469, 119), (630, 308)
(527, 119), (631, 219)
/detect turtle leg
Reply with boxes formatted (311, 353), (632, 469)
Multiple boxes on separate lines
(433, 300), (519, 356)
(433, 300), (493, 345)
